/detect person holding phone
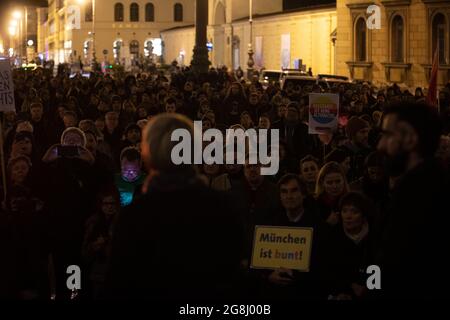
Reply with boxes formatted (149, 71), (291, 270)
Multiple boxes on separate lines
(42, 127), (95, 165)
(41, 128), (97, 300)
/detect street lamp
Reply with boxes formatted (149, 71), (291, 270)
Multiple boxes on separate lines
(77, 0), (97, 67)
(247, 0), (255, 79)
(12, 11), (22, 20)
(8, 26), (17, 36)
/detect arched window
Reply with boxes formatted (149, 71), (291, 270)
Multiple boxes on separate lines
(114, 3), (124, 22)
(432, 13), (447, 64)
(130, 3), (139, 22)
(145, 3), (154, 22)
(85, 1), (93, 22)
(174, 3), (183, 22)
(391, 15), (404, 63)
(355, 17), (367, 62)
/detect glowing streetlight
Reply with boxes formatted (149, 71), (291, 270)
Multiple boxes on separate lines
(12, 11), (22, 19)
(8, 26), (17, 36)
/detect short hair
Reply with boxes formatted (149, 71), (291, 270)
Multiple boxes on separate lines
(339, 192), (372, 219)
(7, 155), (32, 172)
(165, 98), (176, 105)
(120, 147), (141, 162)
(105, 111), (119, 119)
(142, 113), (194, 173)
(60, 127), (86, 147)
(278, 174), (308, 196)
(30, 102), (43, 110)
(63, 110), (77, 119)
(300, 155), (320, 169)
(84, 130), (97, 142)
(383, 101), (442, 157)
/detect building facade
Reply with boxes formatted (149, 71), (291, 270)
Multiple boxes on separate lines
(37, 0), (195, 66)
(336, 0), (450, 88)
(162, 0), (337, 75)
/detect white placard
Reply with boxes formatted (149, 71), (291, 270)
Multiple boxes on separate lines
(0, 58), (15, 112)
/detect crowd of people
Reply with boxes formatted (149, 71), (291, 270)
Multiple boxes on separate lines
(0, 65), (449, 300)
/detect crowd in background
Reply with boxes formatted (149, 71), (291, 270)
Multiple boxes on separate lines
(0, 64), (449, 300)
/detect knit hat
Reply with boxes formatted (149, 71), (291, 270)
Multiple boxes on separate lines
(346, 116), (369, 138)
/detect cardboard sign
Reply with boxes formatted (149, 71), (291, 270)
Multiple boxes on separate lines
(251, 226), (313, 272)
(308, 93), (339, 134)
(0, 58), (15, 112)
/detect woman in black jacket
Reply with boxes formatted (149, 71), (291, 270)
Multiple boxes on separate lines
(322, 192), (374, 300)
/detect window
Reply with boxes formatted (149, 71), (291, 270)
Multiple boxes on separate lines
(174, 3), (183, 22)
(145, 3), (155, 22)
(432, 13), (447, 64)
(130, 3), (139, 22)
(85, 1), (93, 22)
(114, 3), (124, 22)
(130, 40), (139, 54)
(391, 15), (404, 62)
(130, 40), (140, 60)
(355, 17), (367, 62)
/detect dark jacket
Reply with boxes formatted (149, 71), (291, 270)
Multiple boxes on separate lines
(104, 170), (243, 299)
(321, 225), (373, 298)
(256, 202), (329, 299)
(379, 159), (450, 299)
(228, 178), (280, 260)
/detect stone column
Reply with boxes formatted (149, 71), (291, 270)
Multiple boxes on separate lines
(191, 0), (210, 73)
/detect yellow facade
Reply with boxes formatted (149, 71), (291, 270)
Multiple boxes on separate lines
(162, 5), (337, 74)
(336, 0), (450, 88)
(37, 0), (195, 66)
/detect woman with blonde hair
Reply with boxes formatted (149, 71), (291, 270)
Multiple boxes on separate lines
(315, 161), (349, 226)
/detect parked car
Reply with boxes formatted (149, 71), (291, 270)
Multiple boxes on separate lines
(281, 75), (326, 91)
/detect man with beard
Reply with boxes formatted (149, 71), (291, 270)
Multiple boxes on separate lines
(376, 101), (450, 299)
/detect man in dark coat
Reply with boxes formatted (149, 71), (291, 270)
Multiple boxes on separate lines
(377, 101), (450, 299)
(105, 114), (243, 299)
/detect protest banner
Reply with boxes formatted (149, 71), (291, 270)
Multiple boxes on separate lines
(308, 93), (339, 134)
(0, 58), (15, 112)
(0, 57), (15, 199)
(251, 226), (313, 272)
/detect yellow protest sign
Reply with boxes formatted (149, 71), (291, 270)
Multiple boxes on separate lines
(250, 226), (313, 272)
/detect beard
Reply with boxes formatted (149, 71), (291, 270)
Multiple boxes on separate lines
(384, 151), (409, 177)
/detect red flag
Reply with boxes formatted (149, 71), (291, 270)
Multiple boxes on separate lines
(427, 44), (439, 107)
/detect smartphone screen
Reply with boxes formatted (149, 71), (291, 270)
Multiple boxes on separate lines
(57, 145), (80, 157)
